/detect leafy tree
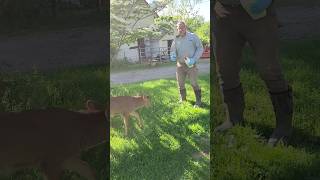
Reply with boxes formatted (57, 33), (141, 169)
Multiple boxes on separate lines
(154, 0), (209, 45)
(110, 0), (169, 60)
(153, 15), (178, 36)
(154, 14), (209, 45)
(110, 0), (209, 60)
(195, 21), (210, 45)
(160, 0), (204, 21)
(185, 16), (205, 33)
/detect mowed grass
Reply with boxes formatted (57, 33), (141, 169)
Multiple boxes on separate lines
(211, 39), (320, 180)
(0, 65), (108, 180)
(110, 75), (210, 179)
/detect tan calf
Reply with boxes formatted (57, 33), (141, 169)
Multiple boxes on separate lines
(110, 95), (150, 136)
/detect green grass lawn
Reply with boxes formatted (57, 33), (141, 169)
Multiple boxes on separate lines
(211, 39), (320, 180)
(110, 75), (210, 179)
(0, 65), (108, 180)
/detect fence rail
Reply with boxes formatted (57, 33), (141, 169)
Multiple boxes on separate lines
(138, 46), (171, 64)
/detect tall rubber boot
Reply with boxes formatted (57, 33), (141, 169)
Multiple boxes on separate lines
(214, 84), (245, 132)
(194, 89), (202, 108)
(179, 89), (187, 103)
(268, 86), (293, 146)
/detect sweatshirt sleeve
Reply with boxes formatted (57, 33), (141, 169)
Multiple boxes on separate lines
(170, 39), (177, 55)
(191, 34), (204, 61)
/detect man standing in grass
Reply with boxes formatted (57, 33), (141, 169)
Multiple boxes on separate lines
(170, 21), (204, 108)
(213, 0), (293, 146)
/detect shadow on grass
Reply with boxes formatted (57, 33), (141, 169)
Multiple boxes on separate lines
(246, 121), (320, 152)
(246, 122), (320, 179)
(110, 77), (210, 179)
(111, 113), (210, 180)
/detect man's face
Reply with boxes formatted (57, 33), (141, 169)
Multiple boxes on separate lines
(177, 23), (186, 36)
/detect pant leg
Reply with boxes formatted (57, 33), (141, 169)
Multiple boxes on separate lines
(214, 13), (246, 90)
(243, 7), (289, 93)
(187, 64), (200, 90)
(176, 63), (188, 90)
(213, 6), (247, 125)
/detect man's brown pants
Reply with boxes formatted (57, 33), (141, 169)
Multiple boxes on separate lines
(176, 62), (200, 91)
(214, 4), (288, 93)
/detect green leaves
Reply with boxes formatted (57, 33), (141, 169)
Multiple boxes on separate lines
(110, 0), (170, 61)
(195, 22), (210, 45)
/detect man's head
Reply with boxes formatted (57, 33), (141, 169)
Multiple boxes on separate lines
(176, 21), (187, 37)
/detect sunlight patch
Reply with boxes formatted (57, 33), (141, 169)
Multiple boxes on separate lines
(189, 160), (202, 168)
(142, 79), (176, 88)
(111, 137), (139, 153)
(188, 123), (205, 135)
(171, 105), (209, 123)
(160, 133), (181, 151)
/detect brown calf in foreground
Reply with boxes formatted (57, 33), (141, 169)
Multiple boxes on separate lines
(0, 100), (107, 180)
